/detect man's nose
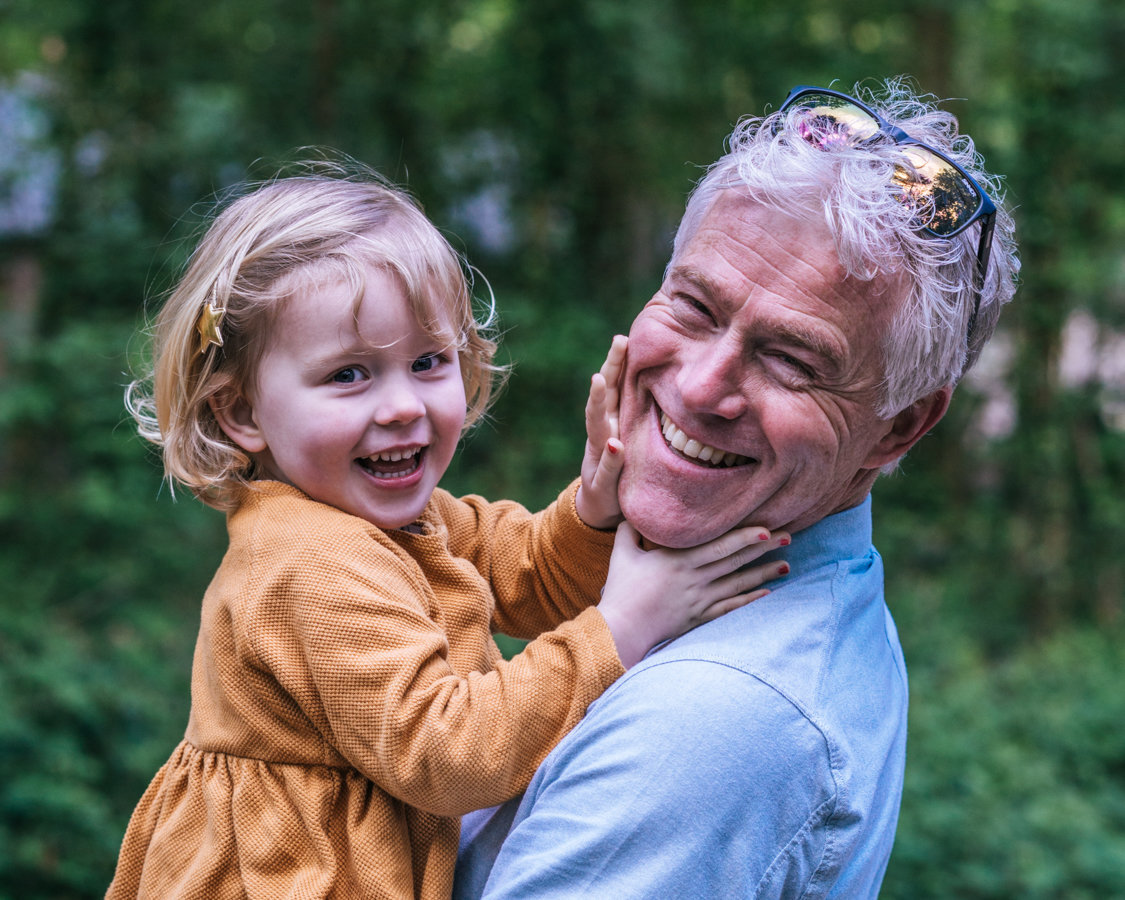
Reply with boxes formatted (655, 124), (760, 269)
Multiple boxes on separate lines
(675, 341), (749, 420)
(373, 375), (426, 426)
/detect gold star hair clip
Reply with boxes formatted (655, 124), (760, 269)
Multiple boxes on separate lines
(196, 292), (226, 355)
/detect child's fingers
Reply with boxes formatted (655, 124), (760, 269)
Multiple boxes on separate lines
(714, 530), (789, 572)
(600, 334), (628, 381)
(588, 438), (624, 491)
(586, 372), (611, 449)
(597, 335), (627, 438)
(681, 525), (778, 570)
(613, 517), (637, 543)
(710, 559), (790, 599)
(583, 439), (625, 520)
(608, 519), (642, 561)
(600, 335), (627, 393)
(694, 588), (771, 624)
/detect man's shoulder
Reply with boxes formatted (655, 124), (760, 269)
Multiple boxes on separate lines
(564, 647), (836, 784)
(606, 554), (907, 753)
(635, 568), (880, 692)
(480, 650), (845, 900)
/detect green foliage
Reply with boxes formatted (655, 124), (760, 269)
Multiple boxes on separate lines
(0, 322), (225, 896)
(883, 628), (1125, 899)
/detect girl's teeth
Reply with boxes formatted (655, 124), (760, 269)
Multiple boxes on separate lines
(360, 447), (423, 480)
(373, 448), (418, 463)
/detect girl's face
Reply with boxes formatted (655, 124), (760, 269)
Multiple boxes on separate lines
(218, 265), (467, 530)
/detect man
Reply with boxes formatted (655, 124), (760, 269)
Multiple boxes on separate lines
(456, 79), (1018, 898)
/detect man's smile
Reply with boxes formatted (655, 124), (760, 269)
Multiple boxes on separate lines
(658, 412), (752, 468)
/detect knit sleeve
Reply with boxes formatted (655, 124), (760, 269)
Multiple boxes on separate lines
(431, 479), (616, 639)
(243, 515), (623, 818)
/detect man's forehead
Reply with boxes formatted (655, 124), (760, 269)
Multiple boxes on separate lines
(675, 196), (904, 324)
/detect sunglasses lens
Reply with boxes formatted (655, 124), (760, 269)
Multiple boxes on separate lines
(790, 93), (881, 145)
(893, 148), (983, 236)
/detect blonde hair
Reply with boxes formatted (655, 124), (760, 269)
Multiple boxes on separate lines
(127, 161), (503, 510)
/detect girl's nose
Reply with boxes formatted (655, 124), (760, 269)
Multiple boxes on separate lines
(373, 376), (426, 426)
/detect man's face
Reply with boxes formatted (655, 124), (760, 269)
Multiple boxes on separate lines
(618, 194), (908, 546)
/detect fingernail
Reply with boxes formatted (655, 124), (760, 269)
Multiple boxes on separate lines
(607, 443), (619, 455)
(779, 537), (791, 546)
(777, 563), (790, 576)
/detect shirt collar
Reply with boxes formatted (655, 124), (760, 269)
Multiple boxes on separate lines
(779, 495), (874, 572)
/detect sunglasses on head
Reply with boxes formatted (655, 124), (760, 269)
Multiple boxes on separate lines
(779, 86), (996, 338)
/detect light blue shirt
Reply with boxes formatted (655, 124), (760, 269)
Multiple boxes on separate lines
(455, 497), (907, 899)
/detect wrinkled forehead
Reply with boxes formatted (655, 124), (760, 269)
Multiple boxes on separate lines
(664, 194), (907, 387)
(684, 192), (907, 315)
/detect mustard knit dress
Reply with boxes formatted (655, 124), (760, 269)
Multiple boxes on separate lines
(107, 479), (622, 899)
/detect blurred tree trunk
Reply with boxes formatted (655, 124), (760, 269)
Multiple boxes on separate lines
(911, 7), (954, 98)
(0, 249), (41, 381)
(0, 247), (41, 483)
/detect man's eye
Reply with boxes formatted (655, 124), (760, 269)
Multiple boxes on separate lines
(412, 353), (444, 373)
(332, 367), (363, 384)
(675, 294), (715, 324)
(773, 353), (815, 379)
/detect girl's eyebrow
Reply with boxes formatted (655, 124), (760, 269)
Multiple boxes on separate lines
(301, 350), (352, 375)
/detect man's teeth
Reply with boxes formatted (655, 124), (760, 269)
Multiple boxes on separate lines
(660, 414), (749, 467)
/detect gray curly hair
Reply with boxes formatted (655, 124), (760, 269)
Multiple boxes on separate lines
(671, 77), (1019, 418)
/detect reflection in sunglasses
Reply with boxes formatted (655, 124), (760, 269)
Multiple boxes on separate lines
(787, 95), (986, 237)
(778, 85), (999, 343)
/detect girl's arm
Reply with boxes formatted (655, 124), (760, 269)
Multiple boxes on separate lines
(254, 511), (782, 817)
(436, 336), (628, 639)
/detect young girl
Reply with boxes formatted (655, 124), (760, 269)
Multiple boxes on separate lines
(108, 164), (787, 899)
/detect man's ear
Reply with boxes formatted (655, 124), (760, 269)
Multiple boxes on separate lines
(209, 386), (268, 454)
(863, 386), (952, 470)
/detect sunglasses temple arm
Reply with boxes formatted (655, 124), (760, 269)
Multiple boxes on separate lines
(966, 214), (997, 347)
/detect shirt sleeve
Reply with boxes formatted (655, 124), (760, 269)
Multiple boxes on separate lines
(242, 518), (623, 818)
(431, 480), (616, 639)
(475, 658), (841, 899)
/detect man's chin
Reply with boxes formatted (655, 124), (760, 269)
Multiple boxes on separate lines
(619, 493), (731, 549)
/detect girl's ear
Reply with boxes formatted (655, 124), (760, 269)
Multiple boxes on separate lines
(209, 386), (267, 454)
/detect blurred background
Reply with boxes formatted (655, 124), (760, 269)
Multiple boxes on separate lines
(1, 0), (1123, 897)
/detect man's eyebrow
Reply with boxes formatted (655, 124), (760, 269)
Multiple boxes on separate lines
(666, 264), (720, 301)
(767, 321), (845, 367)
(670, 263), (844, 365)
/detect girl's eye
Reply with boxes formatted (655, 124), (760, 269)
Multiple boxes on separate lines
(332, 367), (363, 384)
(412, 353), (444, 373)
